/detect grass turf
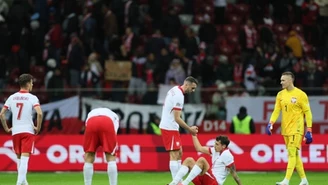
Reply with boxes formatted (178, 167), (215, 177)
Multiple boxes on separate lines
(0, 171), (326, 185)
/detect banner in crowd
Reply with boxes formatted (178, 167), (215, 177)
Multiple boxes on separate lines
(0, 134), (327, 171)
(104, 61), (132, 81)
(0, 96), (80, 134)
(197, 120), (328, 134)
(227, 96), (328, 122)
(81, 98), (206, 132)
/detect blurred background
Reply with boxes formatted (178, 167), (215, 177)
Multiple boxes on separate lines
(0, 0), (327, 174)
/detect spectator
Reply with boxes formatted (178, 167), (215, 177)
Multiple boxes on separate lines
(120, 27), (138, 59)
(146, 114), (161, 135)
(239, 19), (257, 63)
(285, 30), (303, 59)
(198, 14), (216, 55)
(230, 106), (255, 134)
(165, 58), (186, 85)
(67, 35), (85, 87)
(102, 3), (118, 55)
(161, 7), (182, 43)
(47, 68), (65, 102)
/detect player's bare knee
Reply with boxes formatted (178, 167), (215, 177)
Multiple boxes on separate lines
(196, 157), (208, 169)
(105, 153), (116, 162)
(84, 152), (96, 163)
(169, 150), (180, 160)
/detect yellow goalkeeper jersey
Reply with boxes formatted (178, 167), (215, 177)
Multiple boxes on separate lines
(269, 87), (312, 136)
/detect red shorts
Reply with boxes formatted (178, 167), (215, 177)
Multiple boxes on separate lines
(12, 133), (35, 154)
(83, 116), (117, 155)
(192, 169), (219, 185)
(160, 129), (181, 151)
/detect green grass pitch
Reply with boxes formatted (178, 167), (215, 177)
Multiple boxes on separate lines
(0, 171), (326, 185)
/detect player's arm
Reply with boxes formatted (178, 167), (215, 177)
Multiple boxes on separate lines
(173, 109), (197, 134)
(191, 135), (211, 155)
(269, 92), (282, 125)
(301, 93), (312, 129)
(227, 163), (242, 185)
(0, 107), (11, 133)
(34, 105), (43, 134)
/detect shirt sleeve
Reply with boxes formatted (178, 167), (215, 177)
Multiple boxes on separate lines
(269, 92), (282, 124)
(32, 96), (40, 107)
(222, 152), (234, 167)
(172, 95), (184, 111)
(3, 96), (11, 110)
(300, 92), (313, 128)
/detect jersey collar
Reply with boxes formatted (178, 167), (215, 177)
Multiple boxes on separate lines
(178, 86), (185, 94)
(19, 90), (29, 93)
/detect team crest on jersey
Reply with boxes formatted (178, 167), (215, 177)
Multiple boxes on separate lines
(291, 97), (297, 104)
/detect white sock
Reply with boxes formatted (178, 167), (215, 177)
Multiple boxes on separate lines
(182, 165), (202, 185)
(171, 165), (189, 184)
(107, 161), (117, 185)
(17, 158), (20, 171)
(169, 161), (179, 180)
(178, 160), (182, 169)
(83, 163), (94, 185)
(17, 156), (29, 184)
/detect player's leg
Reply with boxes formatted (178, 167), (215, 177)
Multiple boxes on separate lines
(105, 153), (117, 185)
(182, 157), (210, 185)
(83, 119), (99, 185)
(84, 152), (96, 185)
(169, 157), (196, 185)
(295, 135), (309, 185)
(15, 133), (34, 185)
(276, 135), (291, 185)
(161, 129), (183, 180)
(101, 117), (118, 185)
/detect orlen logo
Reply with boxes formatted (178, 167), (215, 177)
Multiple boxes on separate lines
(0, 140), (40, 162)
(198, 139), (244, 155)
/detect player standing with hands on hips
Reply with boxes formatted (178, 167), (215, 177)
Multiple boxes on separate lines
(160, 76), (199, 180)
(266, 72), (312, 185)
(0, 74), (43, 185)
(83, 108), (120, 185)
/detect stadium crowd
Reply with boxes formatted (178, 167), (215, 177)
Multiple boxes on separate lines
(0, 0), (327, 111)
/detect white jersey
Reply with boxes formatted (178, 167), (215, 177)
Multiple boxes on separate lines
(86, 108), (120, 133)
(4, 91), (40, 135)
(159, 86), (184, 131)
(209, 148), (234, 185)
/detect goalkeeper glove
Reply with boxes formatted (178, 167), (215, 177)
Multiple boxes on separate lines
(304, 128), (312, 144)
(266, 123), (273, 135)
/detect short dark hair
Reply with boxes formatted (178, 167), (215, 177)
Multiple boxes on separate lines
(216, 135), (230, 147)
(282, 71), (295, 81)
(18, 74), (33, 88)
(184, 76), (198, 85)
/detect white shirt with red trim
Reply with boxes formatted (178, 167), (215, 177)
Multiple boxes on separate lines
(210, 147), (234, 185)
(4, 91), (40, 135)
(159, 86), (184, 131)
(86, 108), (120, 133)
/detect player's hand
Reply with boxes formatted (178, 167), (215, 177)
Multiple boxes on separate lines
(4, 127), (11, 133)
(189, 126), (198, 136)
(304, 128), (312, 144)
(34, 126), (41, 135)
(266, 123), (273, 135)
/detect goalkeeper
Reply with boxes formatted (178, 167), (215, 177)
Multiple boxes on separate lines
(266, 71), (312, 185)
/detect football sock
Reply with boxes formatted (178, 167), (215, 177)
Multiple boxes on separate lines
(182, 165), (202, 185)
(171, 165), (189, 184)
(17, 156), (29, 184)
(17, 158), (20, 171)
(295, 150), (306, 179)
(83, 162), (94, 185)
(285, 147), (297, 180)
(178, 160), (182, 169)
(107, 161), (117, 185)
(169, 160), (179, 180)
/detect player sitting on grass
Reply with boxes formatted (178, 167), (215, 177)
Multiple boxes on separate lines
(168, 135), (242, 185)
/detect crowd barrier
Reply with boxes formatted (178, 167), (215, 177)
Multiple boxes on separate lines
(0, 134), (327, 172)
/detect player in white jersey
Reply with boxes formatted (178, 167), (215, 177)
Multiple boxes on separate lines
(83, 108), (120, 185)
(159, 76), (199, 180)
(168, 135), (242, 185)
(0, 74), (43, 185)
